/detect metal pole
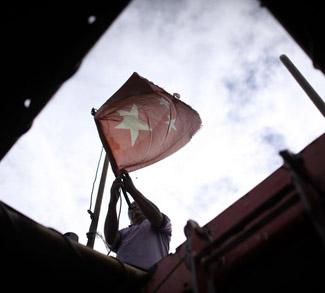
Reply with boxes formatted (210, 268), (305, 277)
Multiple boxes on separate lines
(280, 54), (325, 118)
(86, 153), (109, 248)
(121, 187), (132, 207)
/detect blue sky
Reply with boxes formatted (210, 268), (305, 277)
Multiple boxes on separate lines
(1, 0), (324, 255)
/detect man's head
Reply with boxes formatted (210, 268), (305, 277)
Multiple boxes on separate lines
(128, 202), (146, 225)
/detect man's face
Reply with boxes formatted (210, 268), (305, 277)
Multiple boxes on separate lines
(128, 202), (145, 224)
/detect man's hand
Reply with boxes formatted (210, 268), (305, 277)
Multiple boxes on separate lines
(110, 178), (123, 206)
(120, 170), (164, 228)
(121, 170), (137, 193)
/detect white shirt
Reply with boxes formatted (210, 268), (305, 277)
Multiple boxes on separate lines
(116, 214), (172, 270)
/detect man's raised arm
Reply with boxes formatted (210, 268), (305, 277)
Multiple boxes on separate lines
(122, 171), (163, 228)
(104, 179), (122, 248)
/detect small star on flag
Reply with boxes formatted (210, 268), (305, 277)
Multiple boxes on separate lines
(165, 116), (177, 133)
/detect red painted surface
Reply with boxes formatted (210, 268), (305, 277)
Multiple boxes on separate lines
(143, 132), (325, 292)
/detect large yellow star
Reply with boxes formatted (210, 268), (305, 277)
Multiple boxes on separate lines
(115, 104), (151, 146)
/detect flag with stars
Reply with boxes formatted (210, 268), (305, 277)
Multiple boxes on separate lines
(94, 72), (202, 176)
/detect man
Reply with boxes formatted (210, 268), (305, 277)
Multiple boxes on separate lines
(104, 171), (172, 271)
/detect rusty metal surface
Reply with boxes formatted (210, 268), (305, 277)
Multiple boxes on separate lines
(143, 132), (325, 292)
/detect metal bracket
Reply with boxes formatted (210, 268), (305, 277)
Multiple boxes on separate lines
(280, 149), (325, 247)
(184, 220), (215, 293)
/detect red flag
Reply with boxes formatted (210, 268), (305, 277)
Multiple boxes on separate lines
(94, 72), (202, 176)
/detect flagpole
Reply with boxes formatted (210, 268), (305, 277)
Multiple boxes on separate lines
(280, 54), (325, 119)
(122, 187), (132, 207)
(86, 153), (109, 248)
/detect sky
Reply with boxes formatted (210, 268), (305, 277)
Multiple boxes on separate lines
(1, 0), (325, 256)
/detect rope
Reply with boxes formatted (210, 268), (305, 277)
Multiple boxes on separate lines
(86, 147), (125, 254)
(87, 147), (104, 218)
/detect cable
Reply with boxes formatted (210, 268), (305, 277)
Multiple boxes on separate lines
(87, 147), (104, 218)
(138, 168), (201, 220)
(94, 232), (110, 252)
